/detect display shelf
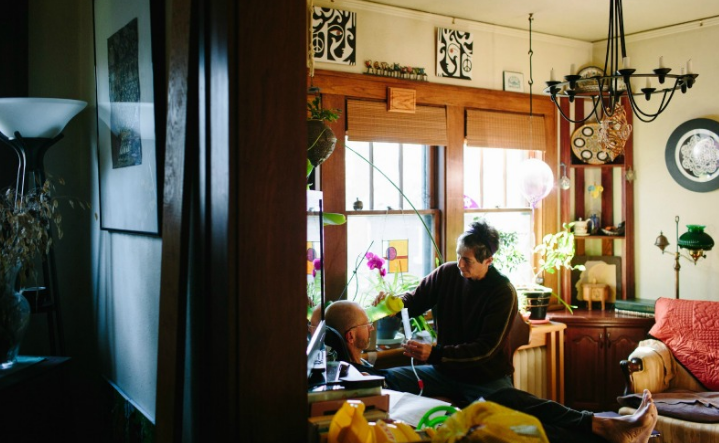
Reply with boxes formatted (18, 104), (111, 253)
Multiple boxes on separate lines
(559, 97), (635, 304)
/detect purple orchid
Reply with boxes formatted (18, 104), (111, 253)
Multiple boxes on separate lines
(365, 252), (385, 271)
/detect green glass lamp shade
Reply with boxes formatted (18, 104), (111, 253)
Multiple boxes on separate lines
(678, 225), (714, 251)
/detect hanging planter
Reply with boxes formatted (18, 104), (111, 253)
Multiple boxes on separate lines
(306, 96), (341, 167)
(307, 119), (337, 167)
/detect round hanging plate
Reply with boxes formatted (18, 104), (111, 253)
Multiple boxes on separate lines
(574, 65), (627, 93)
(665, 118), (719, 192)
(571, 123), (616, 165)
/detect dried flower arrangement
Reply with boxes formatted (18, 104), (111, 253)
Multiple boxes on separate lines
(0, 178), (85, 285)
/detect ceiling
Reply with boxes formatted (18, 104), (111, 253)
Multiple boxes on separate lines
(361, 0), (719, 42)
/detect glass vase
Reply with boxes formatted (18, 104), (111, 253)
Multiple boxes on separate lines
(0, 265), (31, 369)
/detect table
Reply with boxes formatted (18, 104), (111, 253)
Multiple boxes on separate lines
(0, 356), (75, 441)
(514, 321), (566, 404)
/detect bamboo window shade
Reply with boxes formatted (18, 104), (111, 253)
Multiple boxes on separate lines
(347, 99), (448, 145)
(466, 109), (546, 151)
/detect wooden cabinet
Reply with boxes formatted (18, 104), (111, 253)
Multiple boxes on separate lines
(550, 310), (653, 411)
(558, 97), (635, 304)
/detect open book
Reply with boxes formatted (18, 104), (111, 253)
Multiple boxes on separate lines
(383, 388), (455, 427)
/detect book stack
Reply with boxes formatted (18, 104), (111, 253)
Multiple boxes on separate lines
(307, 384), (390, 442)
(614, 299), (656, 318)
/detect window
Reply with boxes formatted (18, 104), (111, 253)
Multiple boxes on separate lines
(464, 145), (541, 285)
(344, 140), (437, 304)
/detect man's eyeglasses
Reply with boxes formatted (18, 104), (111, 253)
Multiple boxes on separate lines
(345, 322), (374, 335)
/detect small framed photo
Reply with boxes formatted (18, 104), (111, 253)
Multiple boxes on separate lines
(503, 71), (525, 92)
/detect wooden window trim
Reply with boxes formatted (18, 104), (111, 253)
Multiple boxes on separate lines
(309, 69), (559, 298)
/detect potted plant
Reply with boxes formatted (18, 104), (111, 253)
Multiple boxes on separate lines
(0, 180), (74, 367)
(518, 222), (585, 320)
(358, 252), (420, 340)
(307, 96), (341, 168)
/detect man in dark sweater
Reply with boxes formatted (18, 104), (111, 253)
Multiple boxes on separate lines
(376, 220), (517, 405)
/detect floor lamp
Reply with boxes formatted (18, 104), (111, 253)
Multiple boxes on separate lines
(0, 97), (87, 355)
(655, 215), (714, 299)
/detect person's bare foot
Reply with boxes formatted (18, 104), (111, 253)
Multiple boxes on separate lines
(592, 389), (658, 443)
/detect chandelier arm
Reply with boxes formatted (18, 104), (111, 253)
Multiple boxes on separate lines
(617, 0), (627, 59)
(551, 97), (598, 125)
(626, 86), (677, 123)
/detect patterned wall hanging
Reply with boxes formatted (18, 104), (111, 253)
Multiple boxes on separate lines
(312, 7), (356, 65)
(436, 28), (473, 80)
(383, 239), (409, 273)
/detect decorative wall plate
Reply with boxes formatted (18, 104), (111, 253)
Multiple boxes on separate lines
(575, 65), (626, 93)
(571, 123), (616, 165)
(665, 118), (719, 192)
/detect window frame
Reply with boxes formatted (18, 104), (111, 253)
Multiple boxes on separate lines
(310, 70), (559, 302)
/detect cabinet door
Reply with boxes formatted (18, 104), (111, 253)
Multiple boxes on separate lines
(604, 326), (648, 409)
(565, 326), (605, 410)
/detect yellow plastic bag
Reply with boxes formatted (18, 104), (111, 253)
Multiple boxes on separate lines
(431, 400), (549, 443)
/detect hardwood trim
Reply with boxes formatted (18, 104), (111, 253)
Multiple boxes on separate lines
(156, 0), (193, 439)
(233, 1), (308, 441)
(311, 70), (557, 117)
(321, 94), (349, 301)
(444, 105), (465, 262)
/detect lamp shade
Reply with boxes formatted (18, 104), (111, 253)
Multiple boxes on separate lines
(0, 97), (87, 139)
(678, 225), (714, 251)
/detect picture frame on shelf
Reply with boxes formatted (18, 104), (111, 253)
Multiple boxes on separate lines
(503, 71), (524, 92)
(570, 255), (622, 307)
(93, 0), (165, 235)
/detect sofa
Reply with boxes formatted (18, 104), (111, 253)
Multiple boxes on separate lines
(618, 297), (719, 443)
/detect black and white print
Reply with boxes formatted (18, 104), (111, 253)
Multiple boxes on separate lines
(436, 28), (473, 80)
(312, 7), (356, 65)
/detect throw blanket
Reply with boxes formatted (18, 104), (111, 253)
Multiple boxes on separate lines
(649, 298), (719, 391)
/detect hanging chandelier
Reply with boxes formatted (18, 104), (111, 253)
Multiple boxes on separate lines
(544, 0), (698, 125)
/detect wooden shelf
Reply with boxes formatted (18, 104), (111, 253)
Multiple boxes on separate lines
(559, 97), (635, 303)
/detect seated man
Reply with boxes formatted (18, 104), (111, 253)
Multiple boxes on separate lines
(324, 300), (658, 443)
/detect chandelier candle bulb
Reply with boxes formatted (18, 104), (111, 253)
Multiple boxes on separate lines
(570, 64), (575, 75)
(659, 56), (665, 69)
(687, 59), (693, 74)
(623, 56), (630, 69)
(550, 68), (555, 81)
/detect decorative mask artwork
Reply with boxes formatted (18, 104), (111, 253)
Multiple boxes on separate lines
(436, 28), (473, 80)
(312, 7), (356, 65)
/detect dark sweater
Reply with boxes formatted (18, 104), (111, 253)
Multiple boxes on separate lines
(401, 262), (517, 384)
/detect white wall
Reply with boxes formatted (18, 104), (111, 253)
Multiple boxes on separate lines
(314, 0), (592, 93)
(28, 0), (159, 421)
(613, 21), (719, 301)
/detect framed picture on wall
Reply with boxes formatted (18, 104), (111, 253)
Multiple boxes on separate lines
(93, 0), (165, 235)
(503, 71), (524, 92)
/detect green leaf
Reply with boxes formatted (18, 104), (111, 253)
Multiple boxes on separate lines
(322, 212), (346, 226)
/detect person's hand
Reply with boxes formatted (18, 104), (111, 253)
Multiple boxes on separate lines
(372, 291), (388, 307)
(403, 339), (430, 361)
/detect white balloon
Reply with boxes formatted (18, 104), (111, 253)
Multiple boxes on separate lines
(518, 159), (554, 208)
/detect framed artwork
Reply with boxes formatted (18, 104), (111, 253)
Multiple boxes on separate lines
(93, 0), (165, 235)
(570, 256), (622, 306)
(312, 7), (357, 65)
(503, 71), (524, 92)
(665, 118), (719, 193)
(436, 28), (473, 80)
